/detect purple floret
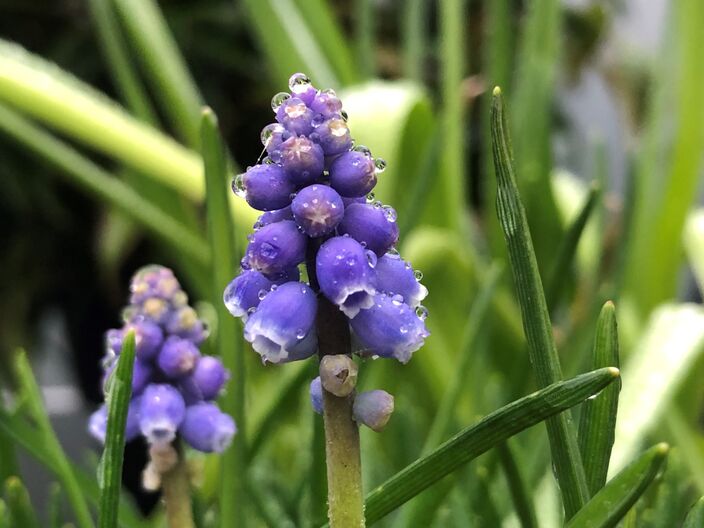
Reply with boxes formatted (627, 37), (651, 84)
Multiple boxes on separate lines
(291, 184), (345, 237)
(310, 376), (323, 415)
(374, 252), (428, 308)
(191, 356), (229, 400)
(276, 97), (315, 136)
(139, 384), (186, 445)
(337, 203), (399, 256)
(279, 136), (325, 186)
(239, 164), (296, 211)
(223, 270), (275, 319)
(244, 220), (307, 278)
(311, 117), (352, 156)
(157, 336), (200, 379)
(179, 403), (236, 453)
(329, 151), (377, 198)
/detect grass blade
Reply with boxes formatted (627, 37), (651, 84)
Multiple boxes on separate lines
(98, 331), (135, 528)
(491, 87), (590, 517)
(12, 351), (94, 528)
(49, 483), (64, 528)
(355, 0), (375, 78)
(684, 497), (704, 527)
(112, 0), (203, 147)
(87, 0), (158, 125)
(545, 182), (602, 311)
(4, 476), (39, 528)
(402, 0), (427, 82)
(201, 108), (246, 528)
(438, 0), (466, 230)
(565, 443), (669, 528)
(497, 442), (538, 528)
(578, 301), (620, 495)
(684, 209), (704, 293)
(0, 103), (209, 269)
(362, 367), (620, 525)
(0, 500), (7, 528)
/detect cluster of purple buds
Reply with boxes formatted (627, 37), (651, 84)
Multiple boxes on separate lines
(89, 266), (236, 454)
(225, 73), (430, 369)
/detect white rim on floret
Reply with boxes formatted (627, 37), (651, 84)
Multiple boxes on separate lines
(142, 419), (178, 445)
(244, 318), (292, 364)
(336, 283), (376, 318)
(406, 283), (429, 308)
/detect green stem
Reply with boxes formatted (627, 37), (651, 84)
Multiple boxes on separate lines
(161, 456), (195, 528)
(316, 297), (365, 528)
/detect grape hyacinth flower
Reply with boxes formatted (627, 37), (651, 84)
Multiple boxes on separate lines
(224, 73), (429, 526)
(89, 265), (236, 457)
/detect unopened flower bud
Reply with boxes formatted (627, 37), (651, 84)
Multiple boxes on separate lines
(353, 390), (394, 432)
(319, 355), (358, 397)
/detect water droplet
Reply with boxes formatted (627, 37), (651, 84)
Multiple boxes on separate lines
(341, 110), (349, 121)
(391, 294), (404, 306)
(371, 354), (380, 360)
(257, 289), (268, 300)
(373, 200), (383, 209)
(346, 256), (357, 266)
(296, 328), (306, 339)
(415, 305), (429, 320)
(247, 307), (256, 315)
(366, 192), (375, 203)
(386, 248), (400, 257)
(366, 250), (377, 268)
(414, 269), (423, 281)
(374, 158), (386, 172)
(288, 73), (311, 91)
(384, 207), (396, 221)
(353, 144), (372, 157)
(270, 149), (283, 163)
(271, 92), (290, 111)
(263, 156), (275, 164)
(260, 123), (283, 146)
(270, 284), (278, 291)
(253, 220), (263, 230)
(232, 174), (246, 198)
(400, 325), (408, 334)
(240, 257), (251, 270)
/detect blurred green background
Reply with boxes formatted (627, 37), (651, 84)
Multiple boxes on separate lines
(1, 0), (704, 526)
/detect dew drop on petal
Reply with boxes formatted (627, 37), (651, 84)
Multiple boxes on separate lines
(232, 174), (246, 198)
(374, 158), (386, 172)
(366, 192), (375, 203)
(271, 92), (290, 111)
(341, 110), (349, 122)
(366, 250), (378, 268)
(296, 328), (306, 339)
(257, 289), (268, 300)
(353, 144), (372, 157)
(288, 73), (311, 92)
(415, 305), (429, 321)
(383, 205), (397, 222)
(414, 269), (423, 281)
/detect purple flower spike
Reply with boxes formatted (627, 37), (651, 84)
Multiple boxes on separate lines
(316, 236), (377, 318)
(239, 164), (296, 211)
(329, 151), (377, 197)
(375, 252), (428, 307)
(158, 336), (200, 379)
(126, 320), (163, 361)
(191, 356), (229, 400)
(256, 206), (293, 228)
(223, 270), (275, 319)
(276, 97), (315, 136)
(179, 403), (236, 453)
(130, 265), (181, 304)
(338, 203), (399, 256)
(291, 184), (345, 237)
(311, 117), (352, 156)
(310, 89), (343, 119)
(350, 293), (429, 363)
(139, 384), (186, 445)
(353, 390), (394, 432)
(244, 282), (318, 363)
(166, 306), (207, 344)
(244, 220), (307, 278)
(310, 376), (323, 415)
(279, 136), (324, 186)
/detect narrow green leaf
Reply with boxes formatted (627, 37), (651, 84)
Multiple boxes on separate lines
(545, 182), (602, 311)
(292, 0), (359, 85)
(355, 0), (375, 77)
(566, 443), (669, 528)
(683, 497), (704, 527)
(362, 367), (620, 525)
(0, 412), (145, 528)
(0, 103), (209, 269)
(98, 331), (135, 528)
(49, 483), (64, 528)
(491, 87), (589, 517)
(422, 263), (502, 451)
(578, 301), (620, 495)
(684, 209), (704, 293)
(497, 442), (538, 528)
(87, 0), (158, 125)
(439, 0), (466, 230)
(11, 351), (94, 528)
(201, 108), (246, 528)
(402, 0), (427, 82)
(0, 394), (18, 484)
(0, 499), (7, 528)
(4, 476), (39, 528)
(112, 0), (203, 147)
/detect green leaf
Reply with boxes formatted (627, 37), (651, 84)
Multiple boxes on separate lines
(683, 497), (704, 527)
(112, 0), (203, 147)
(565, 443), (669, 528)
(684, 209), (704, 293)
(491, 87), (589, 517)
(49, 483), (64, 528)
(362, 367), (620, 525)
(402, 0), (428, 82)
(438, 0), (466, 230)
(497, 441), (538, 528)
(4, 476), (39, 528)
(578, 301), (621, 495)
(0, 103), (209, 270)
(98, 331), (135, 528)
(621, 0), (704, 317)
(201, 108), (247, 528)
(11, 351), (94, 528)
(355, 0), (375, 77)
(610, 303), (704, 473)
(0, 499), (7, 528)
(545, 181), (602, 311)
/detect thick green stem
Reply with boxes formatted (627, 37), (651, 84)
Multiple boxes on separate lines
(316, 299), (364, 527)
(161, 456), (195, 528)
